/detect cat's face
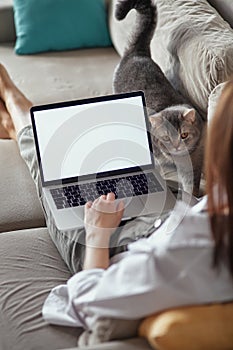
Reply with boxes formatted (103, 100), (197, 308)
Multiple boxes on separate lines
(149, 108), (201, 157)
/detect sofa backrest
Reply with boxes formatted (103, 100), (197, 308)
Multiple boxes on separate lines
(208, 0), (233, 28)
(109, 0), (233, 118)
(0, 0), (111, 44)
(1, 0), (233, 44)
(0, 0), (15, 43)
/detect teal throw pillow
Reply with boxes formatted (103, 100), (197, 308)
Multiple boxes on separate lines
(13, 0), (112, 55)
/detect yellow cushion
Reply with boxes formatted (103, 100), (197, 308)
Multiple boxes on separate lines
(138, 304), (233, 350)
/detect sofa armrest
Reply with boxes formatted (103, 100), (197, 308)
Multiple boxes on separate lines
(207, 82), (227, 122)
(0, 2), (16, 43)
(208, 0), (233, 28)
(0, 140), (45, 233)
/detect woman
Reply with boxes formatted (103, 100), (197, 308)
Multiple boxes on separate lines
(0, 63), (232, 331)
(206, 84), (233, 276)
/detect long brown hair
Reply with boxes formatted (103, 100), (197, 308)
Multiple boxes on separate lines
(206, 80), (233, 278)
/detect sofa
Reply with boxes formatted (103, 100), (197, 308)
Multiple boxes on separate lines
(0, 0), (233, 349)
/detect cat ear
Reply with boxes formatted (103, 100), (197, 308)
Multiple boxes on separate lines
(149, 114), (163, 127)
(183, 109), (196, 124)
(149, 116), (156, 127)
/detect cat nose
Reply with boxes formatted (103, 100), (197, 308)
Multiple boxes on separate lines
(173, 142), (180, 149)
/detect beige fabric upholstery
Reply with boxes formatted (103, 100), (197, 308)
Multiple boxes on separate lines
(0, 227), (152, 350)
(0, 139), (45, 233)
(0, 228), (82, 350)
(0, 0), (13, 7)
(208, 0), (233, 28)
(0, 0), (15, 43)
(207, 82), (227, 123)
(109, 0), (233, 118)
(0, 44), (119, 105)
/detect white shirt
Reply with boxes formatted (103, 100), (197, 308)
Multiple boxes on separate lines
(42, 198), (233, 329)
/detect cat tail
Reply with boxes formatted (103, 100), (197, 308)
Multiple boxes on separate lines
(115, 0), (157, 57)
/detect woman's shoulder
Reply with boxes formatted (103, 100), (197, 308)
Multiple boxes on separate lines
(130, 196), (212, 252)
(169, 197), (212, 247)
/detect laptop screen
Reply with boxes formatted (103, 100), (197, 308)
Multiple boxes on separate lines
(31, 92), (154, 186)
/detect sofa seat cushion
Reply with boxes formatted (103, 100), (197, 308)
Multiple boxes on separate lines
(0, 139), (45, 233)
(0, 45), (120, 105)
(109, 0), (233, 119)
(0, 227), (82, 350)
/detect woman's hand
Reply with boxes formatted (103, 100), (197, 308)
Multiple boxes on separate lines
(84, 193), (124, 248)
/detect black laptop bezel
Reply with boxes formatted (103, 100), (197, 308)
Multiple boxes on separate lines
(30, 91), (155, 187)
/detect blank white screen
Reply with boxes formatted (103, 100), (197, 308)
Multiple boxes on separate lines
(34, 96), (152, 182)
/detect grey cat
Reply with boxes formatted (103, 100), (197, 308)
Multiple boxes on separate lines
(113, 0), (206, 196)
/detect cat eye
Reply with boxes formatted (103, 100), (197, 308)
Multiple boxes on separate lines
(181, 132), (189, 139)
(162, 136), (170, 142)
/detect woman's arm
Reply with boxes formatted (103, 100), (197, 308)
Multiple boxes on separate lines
(43, 204), (216, 329)
(83, 193), (124, 270)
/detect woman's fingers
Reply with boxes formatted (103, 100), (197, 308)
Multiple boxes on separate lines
(88, 193), (124, 215)
(93, 196), (101, 206)
(106, 192), (115, 201)
(85, 201), (93, 209)
(93, 193), (115, 206)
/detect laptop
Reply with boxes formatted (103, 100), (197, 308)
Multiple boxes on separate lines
(30, 91), (176, 231)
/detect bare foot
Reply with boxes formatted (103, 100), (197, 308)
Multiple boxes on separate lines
(0, 63), (20, 103)
(0, 99), (16, 139)
(0, 63), (32, 113)
(0, 64), (32, 135)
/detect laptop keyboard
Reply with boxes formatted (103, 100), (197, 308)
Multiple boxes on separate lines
(50, 173), (163, 210)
